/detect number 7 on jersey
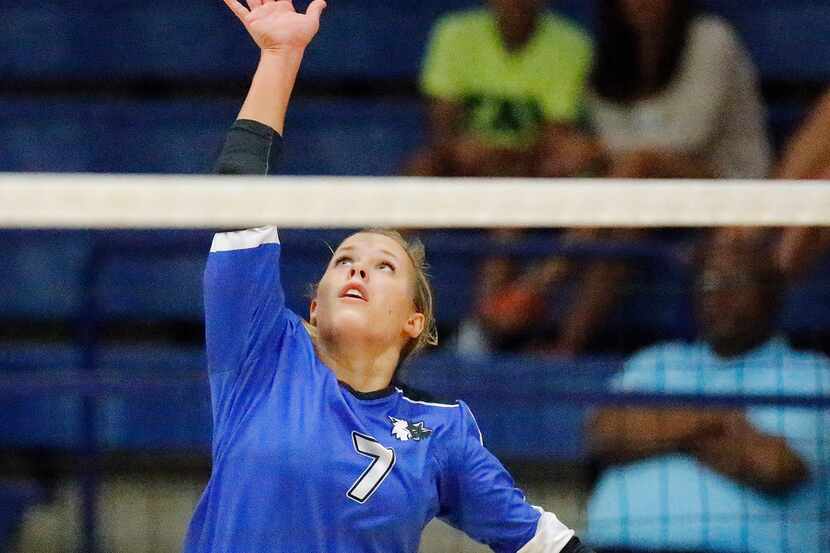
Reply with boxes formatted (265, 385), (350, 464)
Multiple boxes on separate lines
(347, 432), (396, 503)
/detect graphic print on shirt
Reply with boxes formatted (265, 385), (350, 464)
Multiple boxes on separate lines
(389, 416), (433, 442)
(347, 432), (396, 504)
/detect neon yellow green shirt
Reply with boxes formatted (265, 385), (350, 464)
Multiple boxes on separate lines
(420, 9), (592, 149)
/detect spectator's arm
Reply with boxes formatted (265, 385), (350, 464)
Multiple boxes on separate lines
(428, 99), (465, 147)
(691, 412), (809, 494)
(775, 90), (830, 179)
(771, 91), (830, 279)
(607, 150), (714, 179)
(586, 407), (724, 465)
(535, 124), (606, 177)
(775, 227), (830, 280)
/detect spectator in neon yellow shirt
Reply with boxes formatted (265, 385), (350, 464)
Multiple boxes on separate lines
(406, 0), (595, 177)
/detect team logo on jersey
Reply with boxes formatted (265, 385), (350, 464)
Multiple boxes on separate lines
(389, 416), (432, 441)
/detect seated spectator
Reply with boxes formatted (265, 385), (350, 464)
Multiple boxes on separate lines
(407, 0), (593, 178)
(462, 0), (775, 357)
(410, 0), (598, 356)
(580, 0), (771, 179)
(585, 235), (830, 553)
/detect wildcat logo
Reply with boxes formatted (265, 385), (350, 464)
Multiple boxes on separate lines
(389, 416), (432, 442)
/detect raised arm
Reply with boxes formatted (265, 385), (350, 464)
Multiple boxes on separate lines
(214, 0), (325, 175)
(224, 0), (326, 132)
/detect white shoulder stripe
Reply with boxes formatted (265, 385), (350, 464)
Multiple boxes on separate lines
(517, 507), (575, 553)
(461, 402), (484, 445)
(210, 226), (280, 253)
(394, 387), (459, 409)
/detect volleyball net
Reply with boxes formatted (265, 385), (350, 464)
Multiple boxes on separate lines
(0, 174), (828, 553)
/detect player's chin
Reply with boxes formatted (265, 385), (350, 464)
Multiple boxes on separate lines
(329, 307), (375, 334)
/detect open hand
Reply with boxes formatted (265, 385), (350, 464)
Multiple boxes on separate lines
(223, 0), (327, 52)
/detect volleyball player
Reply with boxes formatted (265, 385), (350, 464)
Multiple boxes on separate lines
(181, 1), (596, 551)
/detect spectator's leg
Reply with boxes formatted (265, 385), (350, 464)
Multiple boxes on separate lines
(548, 229), (645, 356)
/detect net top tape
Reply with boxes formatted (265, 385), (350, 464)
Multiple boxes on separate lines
(2, 174), (829, 228)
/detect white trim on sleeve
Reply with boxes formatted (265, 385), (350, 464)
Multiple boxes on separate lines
(210, 226), (280, 253)
(516, 507), (575, 553)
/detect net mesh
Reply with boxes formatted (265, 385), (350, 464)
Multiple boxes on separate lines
(0, 175), (828, 553)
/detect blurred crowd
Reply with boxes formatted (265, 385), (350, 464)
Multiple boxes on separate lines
(406, 0), (830, 359)
(405, 2), (830, 552)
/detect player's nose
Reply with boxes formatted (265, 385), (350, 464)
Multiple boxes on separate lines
(349, 266), (368, 280)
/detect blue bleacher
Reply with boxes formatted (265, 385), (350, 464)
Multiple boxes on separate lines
(0, 97), (424, 175)
(96, 345), (210, 450)
(0, 481), (45, 549)
(0, 343), (83, 449)
(0, 99), (236, 174)
(3, 1), (828, 84)
(0, 0), (592, 84)
(0, 232), (90, 320)
(403, 352), (622, 460)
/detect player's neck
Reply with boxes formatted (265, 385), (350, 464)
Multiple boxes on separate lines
(315, 339), (399, 393)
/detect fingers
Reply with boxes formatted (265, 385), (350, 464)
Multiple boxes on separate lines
(273, 0), (295, 13)
(305, 0), (327, 21)
(246, 0), (264, 10)
(222, 0), (250, 22)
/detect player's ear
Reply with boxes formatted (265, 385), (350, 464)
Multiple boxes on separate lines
(404, 312), (425, 339)
(309, 298), (318, 326)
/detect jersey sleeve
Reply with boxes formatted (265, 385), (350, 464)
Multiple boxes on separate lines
(214, 119), (282, 175)
(203, 226), (287, 375)
(438, 401), (575, 553)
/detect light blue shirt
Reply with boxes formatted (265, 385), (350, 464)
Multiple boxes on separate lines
(587, 337), (830, 553)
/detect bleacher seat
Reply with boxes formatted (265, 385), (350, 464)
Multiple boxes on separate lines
(92, 231), (213, 321)
(0, 0), (592, 84)
(0, 231), (90, 319)
(403, 352), (622, 460)
(701, 1), (830, 81)
(0, 343), (83, 448)
(781, 252), (830, 340)
(4, 1), (828, 84)
(0, 481), (45, 550)
(0, 97), (424, 175)
(0, 99), (236, 174)
(95, 345), (210, 450)
(279, 99), (426, 175)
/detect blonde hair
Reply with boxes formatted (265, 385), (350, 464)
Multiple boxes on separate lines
(306, 229), (439, 363)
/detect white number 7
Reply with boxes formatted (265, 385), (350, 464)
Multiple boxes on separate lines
(347, 432), (396, 503)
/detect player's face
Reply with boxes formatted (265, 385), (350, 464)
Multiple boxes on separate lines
(618, 0), (673, 32)
(311, 233), (425, 355)
(695, 252), (775, 356)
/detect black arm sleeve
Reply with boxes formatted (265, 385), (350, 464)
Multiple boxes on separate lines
(213, 119), (284, 175)
(560, 536), (597, 553)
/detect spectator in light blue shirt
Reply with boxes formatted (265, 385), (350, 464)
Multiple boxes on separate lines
(585, 234), (830, 553)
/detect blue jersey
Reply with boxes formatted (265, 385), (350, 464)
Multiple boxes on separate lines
(182, 226), (574, 553)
